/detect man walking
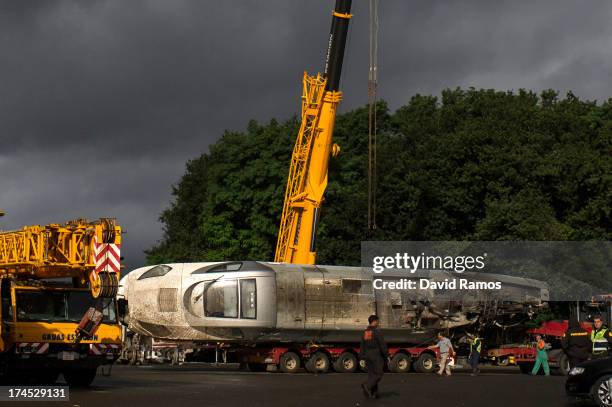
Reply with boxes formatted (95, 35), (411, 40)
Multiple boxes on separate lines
(561, 317), (591, 368)
(591, 315), (612, 357)
(359, 315), (389, 399)
(467, 333), (482, 376)
(428, 332), (454, 376)
(531, 334), (550, 376)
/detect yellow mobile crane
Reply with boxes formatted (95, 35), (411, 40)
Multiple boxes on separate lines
(0, 216), (122, 386)
(275, 0), (353, 265)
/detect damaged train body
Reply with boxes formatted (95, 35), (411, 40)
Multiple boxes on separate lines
(119, 261), (549, 346)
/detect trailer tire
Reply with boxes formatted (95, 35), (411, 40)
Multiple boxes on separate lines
(62, 368), (97, 387)
(333, 352), (358, 373)
(280, 352), (301, 373)
(389, 353), (411, 373)
(496, 357), (509, 366)
(414, 353), (436, 373)
(305, 352), (330, 374)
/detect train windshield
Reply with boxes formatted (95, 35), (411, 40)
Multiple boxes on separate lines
(205, 280), (238, 318)
(15, 290), (117, 323)
(204, 279), (256, 319)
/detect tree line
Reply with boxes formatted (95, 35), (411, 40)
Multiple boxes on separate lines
(146, 88), (611, 267)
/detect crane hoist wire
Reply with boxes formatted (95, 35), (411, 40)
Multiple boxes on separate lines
(368, 0), (379, 232)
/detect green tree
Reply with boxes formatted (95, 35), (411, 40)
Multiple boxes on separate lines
(146, 89), (611, 265)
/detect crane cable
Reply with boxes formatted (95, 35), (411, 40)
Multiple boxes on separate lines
(367, 0), (379, 232)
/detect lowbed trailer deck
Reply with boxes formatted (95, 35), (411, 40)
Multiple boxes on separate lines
(228, 344), (442, 374)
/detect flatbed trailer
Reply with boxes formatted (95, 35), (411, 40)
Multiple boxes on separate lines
(229, 343), (443, 374)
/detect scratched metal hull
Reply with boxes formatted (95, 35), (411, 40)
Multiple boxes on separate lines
(118, 261), (548, 345)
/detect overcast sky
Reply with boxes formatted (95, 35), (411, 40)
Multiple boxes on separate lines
(1, 0), (611, 271)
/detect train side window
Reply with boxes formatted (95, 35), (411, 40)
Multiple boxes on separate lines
(192, 262), (243, 274)
(342, 279), (373, 295)
(204, 280), (238, 318)
(240, 279), (257, 319)
(138, 265), (172, 280)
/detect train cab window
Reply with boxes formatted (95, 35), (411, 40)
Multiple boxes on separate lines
(205, 280), (238, 318)
(240, 279), (257, 319)
(138, 265), (172, 280)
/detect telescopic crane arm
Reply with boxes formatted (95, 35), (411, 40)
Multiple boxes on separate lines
(0, 218), (121, 298)
(275, 0), (353, 265)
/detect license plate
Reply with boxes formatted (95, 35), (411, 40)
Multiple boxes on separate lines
(58, 351), (78, 361)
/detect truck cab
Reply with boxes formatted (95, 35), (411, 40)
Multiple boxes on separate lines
(0, 278), (122, 385)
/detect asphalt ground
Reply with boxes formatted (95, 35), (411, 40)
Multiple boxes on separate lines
(6, 364), (597, 407)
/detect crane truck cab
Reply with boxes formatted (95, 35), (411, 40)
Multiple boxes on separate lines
(0, 278), (122, 385)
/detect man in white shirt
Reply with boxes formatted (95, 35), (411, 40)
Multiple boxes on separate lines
(428, 332), (455, 376)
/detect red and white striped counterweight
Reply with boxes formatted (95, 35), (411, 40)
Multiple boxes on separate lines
(94, 235), (121, 275)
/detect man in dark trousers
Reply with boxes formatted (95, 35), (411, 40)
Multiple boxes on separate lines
(561, 317), (591, 368)
(359, 315), (389, 399)
(467, 333), (482, 376)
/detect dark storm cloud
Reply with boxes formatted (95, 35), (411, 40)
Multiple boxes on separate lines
(1, 0), (611, 269)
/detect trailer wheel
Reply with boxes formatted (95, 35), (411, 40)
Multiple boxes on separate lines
(414, 353), (436, 373)
(496, 357), (509, 366)
(305, 352), (330, 374)
(333, 352), (358, 373)
(62, 368), (97, 387)
(556, 353), (570, 376)
(389, 353), (411, 373)
(280, 352), (301, 373)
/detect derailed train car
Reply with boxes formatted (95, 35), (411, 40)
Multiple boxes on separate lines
(119, 261), (549, 346)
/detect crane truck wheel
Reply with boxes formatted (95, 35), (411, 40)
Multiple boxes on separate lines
(332, 352), (358, 373)
(62, 368), (97, 387)
(305, 352), (330, 374)
(414, 353), (436, 373)
(279, 352), (301, 373)
(389, 353), (411, 373)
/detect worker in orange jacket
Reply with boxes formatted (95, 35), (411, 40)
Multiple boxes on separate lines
(531, 334), (550, 376)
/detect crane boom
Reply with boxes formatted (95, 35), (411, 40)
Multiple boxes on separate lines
(0, 218), (121, 298)
(275, 0), (353, 265)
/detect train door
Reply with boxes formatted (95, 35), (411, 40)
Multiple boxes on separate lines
(275, 268), (306, 336)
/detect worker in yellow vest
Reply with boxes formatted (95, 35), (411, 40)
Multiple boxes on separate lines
(467, 333), (482, 376)
(591, 315), (612, 356)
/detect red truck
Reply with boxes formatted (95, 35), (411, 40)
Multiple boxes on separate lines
(487, 295), (612, 376)
(485, 320), (592, 375)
